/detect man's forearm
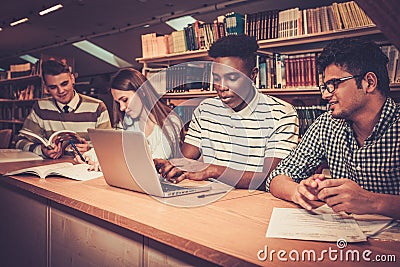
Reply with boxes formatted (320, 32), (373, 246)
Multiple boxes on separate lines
(269, 175), (299, 202)
(375, 193), (400, 219)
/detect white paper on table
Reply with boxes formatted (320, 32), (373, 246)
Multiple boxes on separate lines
(266, 208), (367, 242)
(312, 204), (394, 237)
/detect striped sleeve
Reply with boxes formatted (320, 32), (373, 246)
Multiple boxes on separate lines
(15, 102), (46, 155)
(265, 101), (299, 159)
(183, 104), (203, 148)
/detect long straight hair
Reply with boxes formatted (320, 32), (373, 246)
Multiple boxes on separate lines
(110, 68), (184, 156)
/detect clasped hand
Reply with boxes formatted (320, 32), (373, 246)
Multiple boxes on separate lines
(295, 174), (375, 215)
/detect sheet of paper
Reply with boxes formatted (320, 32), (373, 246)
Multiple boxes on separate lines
(312, 204), (393, 237)
(357, 220), (394, 237)
(266, 208), (367, 242)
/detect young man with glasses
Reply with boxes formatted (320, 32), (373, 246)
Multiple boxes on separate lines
(267, 38), (399, 218)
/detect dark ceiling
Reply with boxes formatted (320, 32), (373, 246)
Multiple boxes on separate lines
(0, 0), (345, 80)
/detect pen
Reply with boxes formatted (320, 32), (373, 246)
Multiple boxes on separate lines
(197, 191), (227, 198)
(69, 140), (87, 163)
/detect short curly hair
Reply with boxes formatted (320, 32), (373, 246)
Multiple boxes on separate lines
(208, 34), (259, 71)
(317, 38), (390, 96)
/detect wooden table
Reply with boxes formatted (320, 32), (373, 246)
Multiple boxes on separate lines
(0, 159), (398, 266)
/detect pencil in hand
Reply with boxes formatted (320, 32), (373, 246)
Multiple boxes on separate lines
(69, 140), (88, 163)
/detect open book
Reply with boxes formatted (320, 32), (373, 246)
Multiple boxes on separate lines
(19, 129), (82, 150)
(5, 162), (103, 181)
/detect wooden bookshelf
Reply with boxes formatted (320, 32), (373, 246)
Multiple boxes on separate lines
(136, 5), (395, 107)
(137, 50), (210, 67)
(137, 26), (384, 65)
(0, 75), (41, 86)
(257, 26), (383, 50)
(163, 88), (321, 99)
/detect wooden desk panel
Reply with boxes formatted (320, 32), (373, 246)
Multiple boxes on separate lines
(211, 193), (400, 266)
(0, 160), (399, 266)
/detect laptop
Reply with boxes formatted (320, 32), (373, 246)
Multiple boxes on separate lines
(88, 128), (211, 197)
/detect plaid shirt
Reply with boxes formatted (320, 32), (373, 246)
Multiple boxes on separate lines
(267, 97), (400, 195)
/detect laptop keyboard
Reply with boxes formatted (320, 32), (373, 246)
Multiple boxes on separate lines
(160, 181), (187, 192)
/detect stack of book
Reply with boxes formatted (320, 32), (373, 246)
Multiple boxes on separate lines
(140, 12), (245, 58)
(8, 61), (40, 79)
(244, 9), (279, 40)
(141, 33), (170, 58)
(302, 1), (374, 35)
(165, 63), (212, 93)
(284, 53), (318, 88)
(245, 1), (374, 40)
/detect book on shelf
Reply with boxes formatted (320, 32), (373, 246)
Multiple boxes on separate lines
(5, 162), (103, 181)
(381, 45), (400, 84)
(278, 8), (301, 38)
(0, 149), (43, 163)
(224, 12), (245, 36)
(9, 62), (32, 78)
(256, 52), (320, 90)
(141, 33), (170, 58)
(144, 67), (167, 95)
(164, 62), (212, 93)
(139, 1), (376, 62)
(6, 60), (40, 79)
(170, 30), (188, 54)
(19, 129), (82, 150)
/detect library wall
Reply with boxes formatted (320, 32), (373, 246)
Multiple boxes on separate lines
(138, 0), (400, 137)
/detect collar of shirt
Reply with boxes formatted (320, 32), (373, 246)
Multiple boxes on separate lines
(227, 86), (260, 118)
(368, 97), (399, 142)
(343, 97), (399, 145)
(56, 91), (80, 112)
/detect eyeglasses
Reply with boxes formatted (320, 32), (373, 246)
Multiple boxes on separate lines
(319, 75), (362, 94)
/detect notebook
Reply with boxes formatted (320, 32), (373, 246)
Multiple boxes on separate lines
(88, 128), (211, 197)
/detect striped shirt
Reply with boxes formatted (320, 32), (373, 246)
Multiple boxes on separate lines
(267, 97), (400, 195)
(184, 90), (299, 172)
(16, 93), (111, 157)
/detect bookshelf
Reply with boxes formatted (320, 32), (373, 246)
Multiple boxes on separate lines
(257, 26), (383, 52)
(138, 25), (395, 106)
(0, 98), (40, 136)
(0, 71), (43, 136)
(136, 0), (400, 136)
